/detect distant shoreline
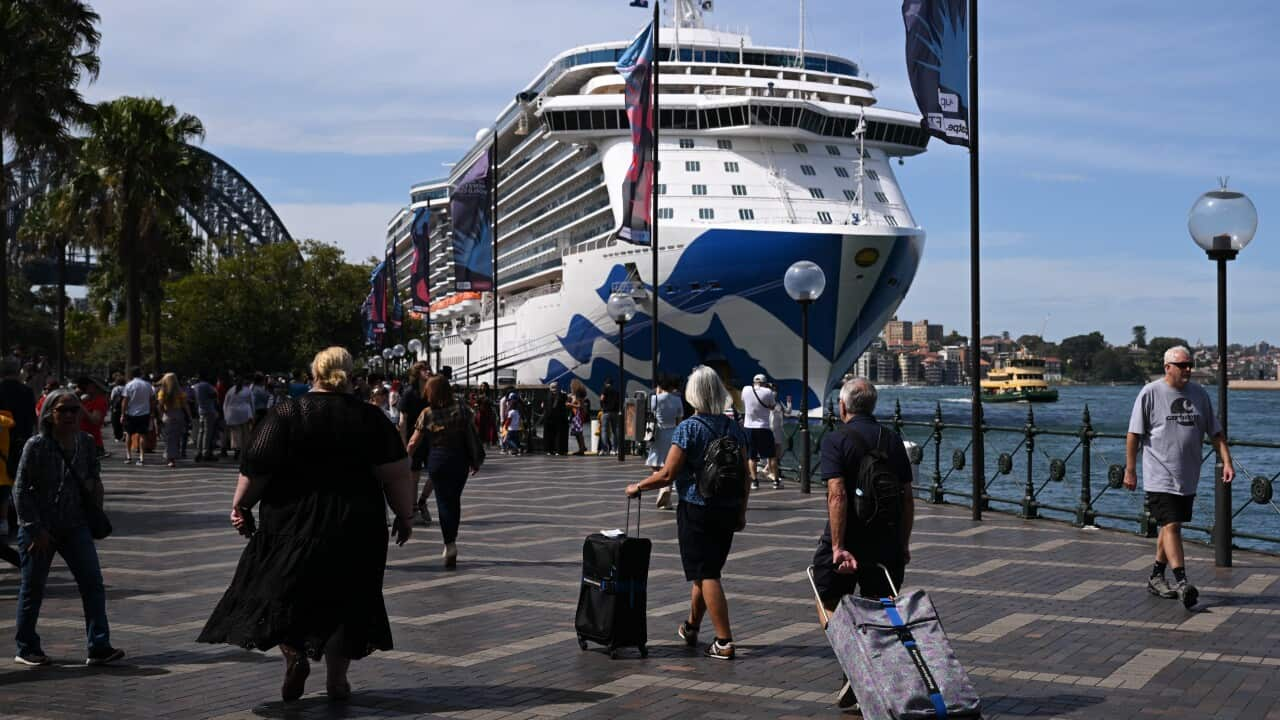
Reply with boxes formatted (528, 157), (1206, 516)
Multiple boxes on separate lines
(1227, 379), (1280, 391)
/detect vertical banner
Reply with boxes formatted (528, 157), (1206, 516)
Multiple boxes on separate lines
(387, 245), (403, 329)
(614, 21), (655, 245)
(409, 207), (431, 312)
(361, 292), (375, 346)
(369, 260), (387, 333)
(902, 0), (970, 147)
(450, 148), (495, 291)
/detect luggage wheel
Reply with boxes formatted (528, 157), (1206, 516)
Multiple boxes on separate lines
(608, 647), (618, 659)
(638, 644), (648, 658)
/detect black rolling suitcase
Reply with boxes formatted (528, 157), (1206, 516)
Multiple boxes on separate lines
(575, 494), (651, 658)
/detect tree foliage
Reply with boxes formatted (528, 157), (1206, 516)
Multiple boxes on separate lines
(163, 240), (370, 374)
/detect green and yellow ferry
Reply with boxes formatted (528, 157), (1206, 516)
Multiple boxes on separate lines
(980, 358), (1059, 403)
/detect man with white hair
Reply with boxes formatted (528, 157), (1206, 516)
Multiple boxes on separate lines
(740, 373), (779, 489)
(810, 376), (914, 709)
(1125, 345), (1233, 610)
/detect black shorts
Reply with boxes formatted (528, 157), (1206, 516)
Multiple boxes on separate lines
(746, 427), (775, 460)
(676, 501), (738, 581)
(1146, 491), (1195, 525)
(125, 414), (151, 435)
(811, 538), (904, 608)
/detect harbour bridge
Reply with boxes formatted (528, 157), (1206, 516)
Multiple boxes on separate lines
(1, 145), (294, 286)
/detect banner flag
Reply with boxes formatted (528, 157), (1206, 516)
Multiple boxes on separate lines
(614, 21), (655, 245)
(409, 207), (431, 312)
(361, 292), (375, 346)
(903, 0), (969, 147)
(449, 148), (495, 291)
(387, 245), (403, 330)
(369, 260), (387, 331)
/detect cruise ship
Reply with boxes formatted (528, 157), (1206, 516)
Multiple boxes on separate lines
(384, 3), (929, 412)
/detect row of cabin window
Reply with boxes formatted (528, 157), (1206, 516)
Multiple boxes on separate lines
(660, 183), (889, 204)
(657, 207), (898, 226)
(681, 160), (879, 183)
(677, 138), (848, 157)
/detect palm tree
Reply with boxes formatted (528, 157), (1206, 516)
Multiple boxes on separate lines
(77, 96), (205, 369)
(0, 0), (100, 353)
(16, 188), (72, 380)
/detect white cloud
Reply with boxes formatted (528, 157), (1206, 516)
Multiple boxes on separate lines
(272, 202), (405, 263)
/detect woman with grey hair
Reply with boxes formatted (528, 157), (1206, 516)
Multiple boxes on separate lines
(12, 388), (123, 666)
(626, 366), (750, 660)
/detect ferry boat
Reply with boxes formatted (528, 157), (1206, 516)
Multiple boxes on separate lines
(980, 358), (1059, 403)
(384, 1), (930, 412)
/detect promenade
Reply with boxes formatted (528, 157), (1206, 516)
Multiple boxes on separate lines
(1, 452), (1278, 719)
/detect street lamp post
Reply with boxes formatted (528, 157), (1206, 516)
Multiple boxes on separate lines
(460, 322), (478, 393)
(784, 261), (826, 494)
(393, 343), (406, 380)
(381, 348), (393, 383)
(429, 331), (443, 373)
(407, 338), (423, 367)
(1188, 182), (1257, 568)
(606, 292), (638, 462)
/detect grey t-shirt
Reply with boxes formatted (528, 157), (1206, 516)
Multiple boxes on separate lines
(1127, 380), (1221, 495)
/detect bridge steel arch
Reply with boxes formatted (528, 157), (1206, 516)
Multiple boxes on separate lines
(1, 143), (295, 282)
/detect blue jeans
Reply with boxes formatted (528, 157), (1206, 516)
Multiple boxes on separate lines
(600, 412), (618, 453)
(15, 524), (111, 657)
(430, 469), (469, 545)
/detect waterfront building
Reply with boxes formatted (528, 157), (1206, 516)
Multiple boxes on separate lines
(884, 317), (913, 347)
(912, 319), (943, 347)
(382, 5), (930, 409)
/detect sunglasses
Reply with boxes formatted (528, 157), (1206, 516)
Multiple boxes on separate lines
(1167, 362), (1193, 370)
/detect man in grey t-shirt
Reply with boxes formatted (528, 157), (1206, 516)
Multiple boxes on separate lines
(1124, 345), (1233, 609)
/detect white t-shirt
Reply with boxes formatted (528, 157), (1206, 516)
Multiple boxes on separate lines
(123, 377), (154, 417)
(741, 384), (776, 429)
(506, 408), (522, 431)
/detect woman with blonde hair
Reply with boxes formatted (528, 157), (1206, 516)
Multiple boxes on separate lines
(625, 366), (750, 660)
(156, 373), (190, 468)
(199, 346), (416, 702)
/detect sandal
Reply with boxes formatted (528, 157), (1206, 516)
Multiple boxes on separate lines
(280, 646), (310, 702)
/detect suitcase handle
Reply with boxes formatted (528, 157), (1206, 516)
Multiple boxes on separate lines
(625, 492), (641, 537)
(807, 562), (900, 628)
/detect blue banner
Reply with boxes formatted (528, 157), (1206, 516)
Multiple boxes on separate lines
(449, 148), (495, 291)
(369, 260), (387, 331)
(903, 0), (969, 147)
(409, 207), (431, 312)
(615, 21), (655, 246)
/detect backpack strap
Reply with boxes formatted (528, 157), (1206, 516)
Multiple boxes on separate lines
(749, 386), (775, 410)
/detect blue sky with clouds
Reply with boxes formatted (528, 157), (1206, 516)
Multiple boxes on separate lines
(86, 0), (1278, 345)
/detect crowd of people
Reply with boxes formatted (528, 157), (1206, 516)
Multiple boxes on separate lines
(0, 342), (1234, 713)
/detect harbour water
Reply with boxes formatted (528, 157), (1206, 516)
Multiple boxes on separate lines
(845, 385), (1279, 554)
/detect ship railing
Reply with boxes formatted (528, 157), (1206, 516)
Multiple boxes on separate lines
(688, 214), (904, 228)
(773, 400), (1280, 556)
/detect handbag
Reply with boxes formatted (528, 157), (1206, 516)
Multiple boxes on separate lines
(59, 447), (113, 540)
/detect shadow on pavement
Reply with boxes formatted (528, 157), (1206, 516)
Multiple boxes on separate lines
(981, 693), (1105, 717)
(0, 663), (170, 685)
(251, 685), (610, 718)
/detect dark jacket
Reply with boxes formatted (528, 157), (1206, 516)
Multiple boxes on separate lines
(14, 388), (103, 533)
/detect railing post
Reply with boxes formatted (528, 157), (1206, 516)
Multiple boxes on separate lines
(977, 405), (990, 511)
(930, 401), (945, 504)
(1076, 405), (1095, 527)
(1021, 405), (1038, 519)
(892, 399), (903, 436)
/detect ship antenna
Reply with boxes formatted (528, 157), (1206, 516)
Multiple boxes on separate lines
(798, 0), (806, 68)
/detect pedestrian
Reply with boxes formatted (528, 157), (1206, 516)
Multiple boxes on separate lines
(625, 365), (750, 660)
(500, 393), (523, 455)
(0, 409), (18, 567)
(35, 378), (60, 416)
(808, 377), (915, 710)
(12, 388), (125, 666)
(192, 373), (220, 462)
(407, 376), (484, 569)
(599, 378), (619, 455)
(1124, 345), (1231, 609)
(215, 372), (231, 457)
(649, 376), (685, 509)
(568, 379), (589, 456)
(120, 367), (155, 466)
(107, 374), (125, 443)
(397, 362), (432, 525)
(370, 385), (397, 424)
(76, 377), (109, 458)
(769, 384), (785, 486)
(251, 373), (272, 425)
(156, 373), (189, 468)
(198, 346), (414, 702)
(475, 382), (497, 447)
(741, 374), (779, 490)
(222, 375), (255, 461)
(542, 381), (567, 455)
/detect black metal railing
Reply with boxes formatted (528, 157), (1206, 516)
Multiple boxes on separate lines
(776, 400), (1280, 555)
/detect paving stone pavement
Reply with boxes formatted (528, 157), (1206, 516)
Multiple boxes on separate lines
(1, 450), (1278, 719)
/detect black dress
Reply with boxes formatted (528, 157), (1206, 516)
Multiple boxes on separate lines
(198, 392), (407, 660)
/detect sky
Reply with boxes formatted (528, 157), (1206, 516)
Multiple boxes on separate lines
(84, 0), (1280, 346)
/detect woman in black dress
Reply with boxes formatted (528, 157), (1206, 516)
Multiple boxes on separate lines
(198, 347), (415, 702)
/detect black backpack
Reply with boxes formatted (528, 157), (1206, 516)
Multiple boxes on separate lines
(692, 416), (745, 499)
(841, 425), (903, 526)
